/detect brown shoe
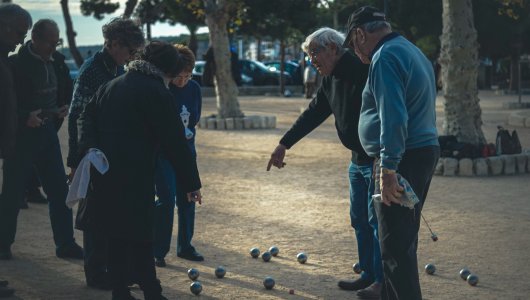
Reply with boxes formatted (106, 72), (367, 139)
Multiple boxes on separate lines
(356, 282), (382, 299)
(337, 277), (373, 291)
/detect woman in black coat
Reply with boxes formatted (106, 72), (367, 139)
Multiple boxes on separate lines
(77, 41), (202, 300)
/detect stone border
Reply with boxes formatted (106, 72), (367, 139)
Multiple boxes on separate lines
(434, 153), (530, 176)
(198, 115), (276, 130)
(508, 110), (530, 128)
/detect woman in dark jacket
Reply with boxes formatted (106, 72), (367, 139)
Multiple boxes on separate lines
(77, 41), (202, 300)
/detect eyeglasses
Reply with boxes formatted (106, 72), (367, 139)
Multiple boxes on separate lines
(175, 74), (193, 81)
(307, 47), (324, 61)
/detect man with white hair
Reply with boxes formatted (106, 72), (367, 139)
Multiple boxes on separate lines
(267, 27), (384, 299)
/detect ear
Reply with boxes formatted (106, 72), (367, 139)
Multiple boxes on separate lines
(357, 28), (367, 44)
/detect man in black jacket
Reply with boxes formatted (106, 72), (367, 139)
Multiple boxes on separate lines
(267, 27), (383, 299)
(1, 19), (83, 261)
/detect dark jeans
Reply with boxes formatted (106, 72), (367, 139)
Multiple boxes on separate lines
(26, 167), (42, 192)
(153, 158), (196, 259)
(108, 238), (161, 300)
(0, 124), (75, 249)
(83, 227), (108, 284)
(349, 161), (383, 283)
(375, 145), (440, 300)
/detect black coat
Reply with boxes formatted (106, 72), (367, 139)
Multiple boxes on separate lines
(77, 61), (201, 241)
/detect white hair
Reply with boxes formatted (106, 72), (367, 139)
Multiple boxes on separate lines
(360, 21), (392, 33)
(301, 27), (345, 53)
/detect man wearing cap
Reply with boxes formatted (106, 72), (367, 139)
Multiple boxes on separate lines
(344, 6), (440, 300)
(267, 27), (384, 299)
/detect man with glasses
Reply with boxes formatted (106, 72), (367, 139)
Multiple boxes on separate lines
(152, 43), (204, 267)
(2, 18), (83, 262)
(267, 27), (384, 299)
(344, 6), (440, 300)
(67, 17), (145, 290)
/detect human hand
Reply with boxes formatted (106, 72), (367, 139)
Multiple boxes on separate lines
(187, 190), (202, 205)
(380, 171), (404, 206)
(26, 109), (43, 128)
(266, 144), (287, 171)
(67, 167), (76, 184)
(58, 105), (69, 118)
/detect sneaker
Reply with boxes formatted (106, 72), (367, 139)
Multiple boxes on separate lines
(26, 188), (48, 204)
(356, 282), (382, 299)
(56, 242), (84, 259)
(154, 257), (166, 268)
(177, 250), (204, 262)
(0, 245), (12, 260)
(337, 277), (373, 291)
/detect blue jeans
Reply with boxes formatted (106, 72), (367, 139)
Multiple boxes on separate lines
(0, 123), (75, 249)
(152, 158), (196, 259)
(349, 161), (383, 283)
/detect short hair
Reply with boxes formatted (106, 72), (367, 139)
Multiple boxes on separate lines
(32, 19), (59, 39)
(0, 3), (32, 28)
(173, 44), (195, 72)
(102, 18), (144, 49)
(301, 27), (345, 53)
(359, 21), (392, 33)
(140, 41), (183, 77)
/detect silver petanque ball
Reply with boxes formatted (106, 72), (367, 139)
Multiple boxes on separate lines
(467, 274), (479, 286)
(353, 262), (362, 274)
(190, 281), (202, 295)
(215, 266), (226, 278)
(187, 268), (200, 281)
(459, 268), (471, 280)
(297, 252), (307, 264)
(250, 247), (260, 258)
(269, 246), (279, 257)
(263, 276), (275, 290)
(425, 263), (436, 275)
(262, 251), (272, 262)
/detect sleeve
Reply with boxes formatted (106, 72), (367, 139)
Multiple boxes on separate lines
(76, 93), (100, 168)
(279, 81), (332, 149)
(371, 56), (407, 170)
(145, 87), (201, 193)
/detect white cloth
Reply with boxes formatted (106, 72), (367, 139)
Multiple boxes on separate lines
(66, 148), (109, 208)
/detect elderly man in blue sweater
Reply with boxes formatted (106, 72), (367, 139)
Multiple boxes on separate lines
(344, 6), (440, 300)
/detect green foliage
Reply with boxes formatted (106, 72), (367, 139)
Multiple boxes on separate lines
(415, 35), (439, 60)
(80, 0), (120, 20)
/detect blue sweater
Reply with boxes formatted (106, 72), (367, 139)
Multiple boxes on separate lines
(168, 80), (202, 157)
(358, 33), (439, 170)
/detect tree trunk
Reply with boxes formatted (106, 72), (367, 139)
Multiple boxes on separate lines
(123, 0), (138, 18)
(187, 26), (198, 56)
(257, 38), (262, 61)
(204, 0), (243, 118)
(509, 53), (520, 91)
(439, 0), (485, 145)
(279, 39), (286, 95)
(60, 0), (84, 67)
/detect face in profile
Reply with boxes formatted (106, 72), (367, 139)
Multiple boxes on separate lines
(172, 71), (192, 88)
(32, 25), (60, 60)
(2, 16), (31, 51)
(108, 40), (141, 66)
(307, 43), (341, 76)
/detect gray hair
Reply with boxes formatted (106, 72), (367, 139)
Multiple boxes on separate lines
(359, 21), (392, 33)
(32, 19), (59, 39)
(301, 27), (345, 53)
(102, 18), (145, 49)
(0, 3), (32, 27)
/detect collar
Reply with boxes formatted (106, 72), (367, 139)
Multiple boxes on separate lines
(370, 32), (400, 60)
(331, 50), (356, 78)
(125, 60), (169, 88)
(27, 41), (54, 62)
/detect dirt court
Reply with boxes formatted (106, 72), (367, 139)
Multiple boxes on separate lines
(1, 90), (530, 300)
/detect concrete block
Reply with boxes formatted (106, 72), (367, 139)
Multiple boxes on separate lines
(502, 155), (516, 175)
(267, 116), (277, 128)
(225, 118), (234, 130)
(250, 116), (261, 129)
(199, 117), (207, 129)
(474, 158), (489, 176)
(216, 119), (226, 130)
(243, 117), (252, 129)
(207, 118), (216, 130)
(514, 154), (527, 173)
(443, 158), (458, 176)
(487, 156), (504, 175)
(434, 158), (444, 175)
(234, 118), (244, 130)
(458, 158), (474, 176)
(259, 116), (267, 128)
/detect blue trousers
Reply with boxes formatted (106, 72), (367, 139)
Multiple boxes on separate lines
(152, 158), (196, 259)
(349, 161), (384, 284)
(0, 123), (75, 249)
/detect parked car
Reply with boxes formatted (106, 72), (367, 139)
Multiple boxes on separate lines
(65, 59), (79, 80)
(193, 60), (252, 86)
(239, 59), (292, 86)
(263, 61), (303, 85)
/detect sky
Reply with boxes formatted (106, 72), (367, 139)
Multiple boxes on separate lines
(14, 0), (208, 46)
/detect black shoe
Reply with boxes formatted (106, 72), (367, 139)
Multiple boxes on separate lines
(177, 250), (204, 261)
(356, 282), (382, 299)
(337, 277), (373, 291)
(56, 242), (84, 259)
(155, 257), (166, 267)
(0, 286), (15, 297)
(0, 245), (12, 260)
(0, 280), (8, 287)
(26, 188), (48, 204)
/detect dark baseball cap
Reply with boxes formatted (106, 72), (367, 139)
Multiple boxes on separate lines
(343, 6), (386, 47)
